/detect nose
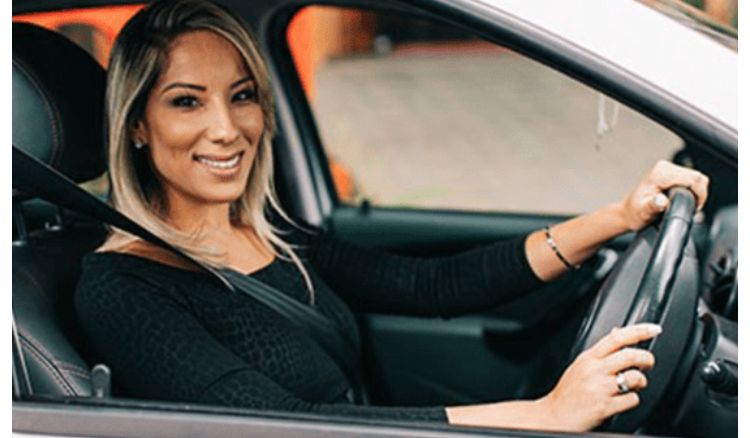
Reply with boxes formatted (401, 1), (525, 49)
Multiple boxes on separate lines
(206, 99), (240, 145)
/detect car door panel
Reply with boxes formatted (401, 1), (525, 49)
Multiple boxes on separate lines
(331, 205), (573, 256)
(330, 206), (626, 404)
(360, 276), (602, 406)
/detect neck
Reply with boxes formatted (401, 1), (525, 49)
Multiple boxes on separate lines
(164, 192), (235, 238)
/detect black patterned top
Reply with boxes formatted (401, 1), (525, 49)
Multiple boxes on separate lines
(75, 224), (542, 422)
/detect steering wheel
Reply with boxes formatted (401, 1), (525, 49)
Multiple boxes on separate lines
(570, 187), (701, 432)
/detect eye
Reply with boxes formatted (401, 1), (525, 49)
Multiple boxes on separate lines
(232, 87), (258, 103)
(170, 94), (200, 108)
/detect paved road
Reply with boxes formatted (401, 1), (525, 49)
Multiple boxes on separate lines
(312, 50), (683, 215)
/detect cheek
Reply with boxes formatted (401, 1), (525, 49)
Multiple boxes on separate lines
(155, 121), (200, 153)
(237, 106), (265, 142)
(147, 133), (200, 186)
(146, 119), (201, 172)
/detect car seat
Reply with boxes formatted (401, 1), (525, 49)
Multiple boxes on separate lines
(12, 22), (108, 397)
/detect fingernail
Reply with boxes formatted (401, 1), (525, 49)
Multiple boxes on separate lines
(654, 194), (668, 208)
(646, 324), (662, 335)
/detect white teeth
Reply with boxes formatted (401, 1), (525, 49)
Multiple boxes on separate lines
(197, 154), (241, 169)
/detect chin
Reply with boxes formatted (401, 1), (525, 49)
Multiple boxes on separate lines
(207, 192), (247, 205)
(195, 185), (248, 205)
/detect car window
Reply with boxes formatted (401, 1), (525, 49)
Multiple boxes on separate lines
(14, 5), (145, 198)
(287, 6), (685, 216)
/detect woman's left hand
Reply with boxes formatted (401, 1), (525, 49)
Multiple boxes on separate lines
(618, 160), (709, 232)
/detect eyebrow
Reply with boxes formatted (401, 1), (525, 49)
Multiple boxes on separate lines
(161, 82), (205, 94)
(231, 76), (254, 88)
(161, 77), (254, 94)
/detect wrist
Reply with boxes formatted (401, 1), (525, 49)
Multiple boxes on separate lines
(533, 394), (559, 430)
(534, 393), (587, 433)
(605, 201), (632, 234)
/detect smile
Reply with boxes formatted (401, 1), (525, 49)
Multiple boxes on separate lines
(194, 151), (244, 170)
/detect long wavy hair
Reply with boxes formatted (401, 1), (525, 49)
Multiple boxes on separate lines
(99, 0), (314, 299)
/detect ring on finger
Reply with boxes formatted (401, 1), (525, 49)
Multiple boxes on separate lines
(616, 371), (630, 394)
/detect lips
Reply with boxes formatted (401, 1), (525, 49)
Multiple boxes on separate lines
(194, 151), (244, 170)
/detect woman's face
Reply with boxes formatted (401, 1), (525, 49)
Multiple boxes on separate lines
(134, 30), (264, 211)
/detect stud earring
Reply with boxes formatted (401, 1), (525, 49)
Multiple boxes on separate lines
(134, 141), (145, 149)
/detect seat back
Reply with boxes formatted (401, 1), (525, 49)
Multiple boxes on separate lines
(13, 221), (107, 396)
(13, 22), (108, 397)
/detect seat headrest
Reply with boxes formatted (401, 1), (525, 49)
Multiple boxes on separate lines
(13, 22), (107, 183)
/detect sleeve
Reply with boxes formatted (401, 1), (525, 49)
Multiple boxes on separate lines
(75, 271), (448, 423)
(296, 227), (544, 317)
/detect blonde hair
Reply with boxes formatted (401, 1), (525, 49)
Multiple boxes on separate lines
(99, 0), (314, 300)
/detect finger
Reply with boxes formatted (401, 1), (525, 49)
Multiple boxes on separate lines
(649, 161), (697, 188)
(588, 324), (662, 358)
(611, 369), (648, 395)
(689, 174), (710, 211)
(604, 348), (655, 373)
(649, 161), (694, 189)
(649, 162), (709, 208)
(606, 392), (640, 417)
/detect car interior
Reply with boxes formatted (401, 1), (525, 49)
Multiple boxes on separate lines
(12, 2), (738, 437)
(13, 16), (592, 404)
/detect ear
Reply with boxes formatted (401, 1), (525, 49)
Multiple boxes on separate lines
(131, 120), (148, 145)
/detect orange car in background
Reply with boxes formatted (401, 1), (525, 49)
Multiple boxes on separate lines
(14, 5), (358, 202)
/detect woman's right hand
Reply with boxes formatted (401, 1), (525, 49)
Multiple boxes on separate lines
(536, 323), (662, 432)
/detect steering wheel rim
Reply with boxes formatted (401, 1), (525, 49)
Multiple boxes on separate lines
(570, 187), (699, 432)
(621, 187), (697, 328)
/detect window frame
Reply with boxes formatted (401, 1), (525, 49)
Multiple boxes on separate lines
(264, 0), (736, 226)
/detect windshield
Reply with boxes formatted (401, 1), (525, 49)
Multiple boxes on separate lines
(639, 0), (737, 51)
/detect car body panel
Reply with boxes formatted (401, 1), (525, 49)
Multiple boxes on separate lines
(479, 0), (737, 130)
(15, 401), (642, 438)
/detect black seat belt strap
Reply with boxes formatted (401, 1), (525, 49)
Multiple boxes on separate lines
(12, 146), (367, 403)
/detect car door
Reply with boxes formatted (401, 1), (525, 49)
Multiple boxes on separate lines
(261, 1), (737, 407)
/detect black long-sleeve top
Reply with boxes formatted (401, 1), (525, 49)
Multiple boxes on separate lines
(74, 224), (542, 422)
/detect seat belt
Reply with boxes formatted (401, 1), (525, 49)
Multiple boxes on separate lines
(12, 145), (368, 404)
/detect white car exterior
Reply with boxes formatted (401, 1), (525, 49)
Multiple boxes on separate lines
(478, 0), (737, 130)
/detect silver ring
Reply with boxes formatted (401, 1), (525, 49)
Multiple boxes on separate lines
(616, 371), (630, 394)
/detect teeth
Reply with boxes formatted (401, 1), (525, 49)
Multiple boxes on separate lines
(197, 154), (241, 169)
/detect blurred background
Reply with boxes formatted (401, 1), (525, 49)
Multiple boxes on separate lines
(14, 0), (738, 215)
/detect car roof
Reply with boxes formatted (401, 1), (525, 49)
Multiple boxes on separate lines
(479, 0), (737, 131)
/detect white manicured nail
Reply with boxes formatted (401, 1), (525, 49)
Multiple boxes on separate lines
(654, 194), (668, 208)
(646, 324), (662, 335)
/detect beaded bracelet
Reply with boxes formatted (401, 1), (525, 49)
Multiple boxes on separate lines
(544, 225), (580, 270)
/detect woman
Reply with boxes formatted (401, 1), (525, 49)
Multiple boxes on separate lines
(75, 0), (710, 432)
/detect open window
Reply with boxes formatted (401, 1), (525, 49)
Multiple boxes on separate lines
(286, 6), (685, 216)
